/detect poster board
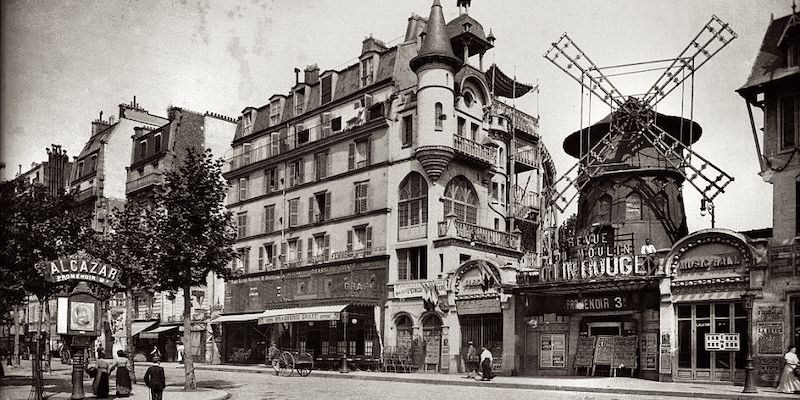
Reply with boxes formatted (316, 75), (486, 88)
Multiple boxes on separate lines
(540, 333), (566, 368)
(612, 336), (637, 369)
(757, 322), (784, 356)
(574, 336), (596, 368)
(593, 336), (615, 366)
(643, 332), (658, 370)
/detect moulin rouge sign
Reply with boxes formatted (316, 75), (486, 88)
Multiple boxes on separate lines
(39, 256), (120, 288)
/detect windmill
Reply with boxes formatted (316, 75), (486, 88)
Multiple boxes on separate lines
(543, 15), (737, 224)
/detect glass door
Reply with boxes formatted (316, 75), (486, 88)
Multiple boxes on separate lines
(676, 302), (746, 382)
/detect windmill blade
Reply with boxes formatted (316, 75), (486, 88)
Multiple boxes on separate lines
(544, 33), (626, 109)
(641, 124), (734, 201)
(642, 15), (737, 108)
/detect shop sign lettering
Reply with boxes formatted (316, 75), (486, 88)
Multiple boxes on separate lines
(678, 253), (741, 271)
(565, 295), (628, 312)
(41, 256), (120, 288)
(455, 297), (501, 315)
(757, 322), (784, 356)
(769, 245), (794, 277)
(392, 280), (447, 299)
(540, 255), (653, 283)
(258, 312), (339, 324)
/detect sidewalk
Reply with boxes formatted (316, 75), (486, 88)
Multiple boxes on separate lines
(0, 363), (229, 400)
(152, 361), (797, 400)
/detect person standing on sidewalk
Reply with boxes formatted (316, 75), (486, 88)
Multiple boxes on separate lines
(463, 341), (478, 379)
(176, 342), (185, 364)
(478, 345), (494, 381)
(778, 345), (800, 393)
(145, 355), (166, 400)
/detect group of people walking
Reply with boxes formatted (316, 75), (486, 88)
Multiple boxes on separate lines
(463, 341), (495, 381)
(88, 349), (166, 399)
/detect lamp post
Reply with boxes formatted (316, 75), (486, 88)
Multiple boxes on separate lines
(741, 289), (757, 393)
(339, 311), (362, 374)
(700, 199), (716, 228)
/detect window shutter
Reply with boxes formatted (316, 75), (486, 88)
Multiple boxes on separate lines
(354, 184), (360, 213)
(297, 240), (303, 262)
(324, 235), (330, 260)
(281, 242), (287, 266)
(360, 183), (368, 212)
(366, 138), (372, 165)
(325, 192), (332, 220)
(366, 227), (373, 250)
(320, 153), (328, 179)
(288, 163), (296, 187)
(258, 247), (264, 270)
(307, 237), (313, 260)
(322, 112), (332, 137)
(308, 196), (315, 223)
(347, 230), (353, 253)
(298, 160), (305, 184)
(364, 94), (373, 108)
(348, 143), (355, 170)
(272, 244), (278, 267)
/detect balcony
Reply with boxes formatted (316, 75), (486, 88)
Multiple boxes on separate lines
(280, 246), (387, 269)
(453, 135), (497, 167)
(437, 220), (520, 251)
(513, 140), (539, 173)
(74, 186), (97, 203)
(492, 100), (539, 137)
(512, 186), (540, 220)
(398, 224), (427, 241)
(126, 171), (163, 194)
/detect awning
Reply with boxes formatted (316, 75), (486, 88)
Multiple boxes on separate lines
(112, 320), (157, 338)
(258, 304), (348, 325)
(146, 325), (180, 334)
(485, 64), (537, 98)
(209, 312), (262, 324)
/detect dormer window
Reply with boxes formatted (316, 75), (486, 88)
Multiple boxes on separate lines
(139, 139), (148, 160)
(242, 110), (255, 136)
(462, 22), (472, 33)
(361, 57), (374, 87)
(321, 75), (333, 104)
(269, 101), (281, 124)
(154, 133), (162, 153)
(789, 41), (799, 68)
(294, 90), (305, 116)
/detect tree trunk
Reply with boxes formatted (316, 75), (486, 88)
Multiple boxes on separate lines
(125, 284), (137, 383)
(183, 284), (196, 390)
(32, 299), (44, 400)
(12, 304), (20, 366)
(44, 300), (52, 371)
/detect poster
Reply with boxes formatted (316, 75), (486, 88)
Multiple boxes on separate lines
(612, 336), (637, 369)
(69, 301), (95, 332)
(760, 357), (782, 382)
(769, 245), (794, 277)
(540, 333), (566, 368)
(757, 322), (784, 356)
(644, 332), (658, 370)
(659, 332), (671, 374)
(574, 336), (596, 367)
(593, 336), (615, 366)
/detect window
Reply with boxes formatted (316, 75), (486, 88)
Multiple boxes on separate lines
(288, 159), (304, 187)
(154, 133), (162, 153)
(288, 198), (299, 227)
(294, 91), (305, 115)
(491, 182), (499, 201)
(309, 234), (330, 261)
(242, 111), (255, 135)
(237, 212), (248, 238)
(77, 161), (84, 178)
(264, 168), (278, 194)
(258, 243), (275, 270)
(789, 42), (799, 68)
(782, 95), (799, 149)
(597, 194), (612, 224)
(270, 132), (280, 156)
(264, 205), (276, 233)
(270, 101), (281, 124)
(361, 57), (374, 86)
(139, 139), (148, 160)
(435, 103), (443, 130)
(796, 179), (800, 235)
(285, 238), (301, 263)
(443, 176), (478, 225)
(321, 75), (333, 104)
(398, 173), (428, 228)
(242, 143), (252, 165)
(471, 122), (479, 141)
(296, 125), (310, 146)
(676, 302), (747, 372)
(347, 225), (373, 254)
(331, 116), (342, 132)
(91, 155), (98, 172)
(402, 115), (414, 147)
(315, 151), (328, 180)
(237, 248), (250, 273)
(238, 177), (249, 201)
(397, 246), (427, 280)
(625, 192), (642, 221)
(309, 191), (332, 223)
(457, 117), (466, 137)
(354, 181), (369, 213)
(348, 139), (371, 170)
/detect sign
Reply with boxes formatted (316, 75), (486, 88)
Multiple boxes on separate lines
(757, 322), (784, 356)
(760, 357), (782, 382)
(258, 311), (340, 325)
(453, 261), (502, 296)
(612, 336), (637, 369)
(659, 332), (671, 374)
(392, 280), (447, 299)
(669, 234), (752, 280)
(69, 301), (96, 332)
(704, 333), (740, 351)
(574, 336), (596, 368)
(540, 255), (654, 283)
(757, 305), (784, 322)
(456, 297), (501, 315)
(40, 256), (120, 288)
(540, 333), (566, 368)
(565, 294), (630, 312)
(769, 245), (794, 277)
(643, 332), (658, 370)
(593, 336), (615, 366)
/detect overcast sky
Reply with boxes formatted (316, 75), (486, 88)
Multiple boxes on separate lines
(1, 0), (790, 232)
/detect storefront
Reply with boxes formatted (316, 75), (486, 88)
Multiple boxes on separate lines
(452, 261), (503, 369)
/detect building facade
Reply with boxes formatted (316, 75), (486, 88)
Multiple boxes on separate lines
(217, 0), (557, 374)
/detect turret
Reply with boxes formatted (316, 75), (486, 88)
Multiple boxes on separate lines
(411, 0), (462, 182)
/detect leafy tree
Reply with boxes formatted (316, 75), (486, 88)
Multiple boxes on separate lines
(154, 148), (237, 389)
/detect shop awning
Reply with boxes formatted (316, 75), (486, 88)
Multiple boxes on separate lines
(209, 312), (263, 324)
(146, 325), (180, 334)
(112, 320), (157, 338)
(258, 304), (348, 325)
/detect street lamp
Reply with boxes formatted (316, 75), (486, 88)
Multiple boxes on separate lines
(700, 199), (716, 228)
(339, 312), (361, 374)
(741, 289), (757, 393)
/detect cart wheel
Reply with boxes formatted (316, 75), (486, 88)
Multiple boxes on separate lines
(278, 351), (295, 377)
(297, 353), (313, 377)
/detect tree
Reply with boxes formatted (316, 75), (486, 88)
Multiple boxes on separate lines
(154, 148), (237, 389)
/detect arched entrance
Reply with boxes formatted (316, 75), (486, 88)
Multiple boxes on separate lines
(422, 313), (443, 372)
(394, 314), (413, 349)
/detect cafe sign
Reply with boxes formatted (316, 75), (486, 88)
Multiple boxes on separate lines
(258, 311), (340, 325)
(392, 280), (447, 299)
(40, 255), (120, 288)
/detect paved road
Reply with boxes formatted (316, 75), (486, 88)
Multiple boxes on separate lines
(151, 365), (701, 400)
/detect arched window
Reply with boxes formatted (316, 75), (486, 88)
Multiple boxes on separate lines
(398, 173), (428, 233)
(435, 102), (443, 130)
(443, 176), (478, 224)
(625, 192), (642, 221)
(395, 315), (413, 348)
(597, 194), (612, 224)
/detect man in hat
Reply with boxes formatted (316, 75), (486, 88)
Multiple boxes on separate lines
(463, 341), (478, 378)
(144, 355), (166, 400)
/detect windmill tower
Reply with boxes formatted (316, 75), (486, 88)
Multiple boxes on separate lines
(545, 16), (737, 250)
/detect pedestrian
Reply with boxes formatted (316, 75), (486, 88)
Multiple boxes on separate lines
(478, 345), (494, 381)
(93, 358), (111, 398)
(112, 349), (133, 397)
(463, 341), (477, 378)
(97, 344), (105, 360)
(150, 345), (161, 362)
(176, 342), (185, 364)
(778, 345), (800, 393)
(144, 354), (166, 400)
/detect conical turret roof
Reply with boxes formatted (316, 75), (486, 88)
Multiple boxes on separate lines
(410, 0), (462, 72)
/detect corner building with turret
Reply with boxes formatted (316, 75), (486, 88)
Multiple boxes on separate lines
(217, 0), (557, 374)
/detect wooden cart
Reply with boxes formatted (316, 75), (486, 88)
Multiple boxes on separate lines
(272, 349), (314, 377)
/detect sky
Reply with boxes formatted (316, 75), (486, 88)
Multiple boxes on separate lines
(0, 0), (790, 233)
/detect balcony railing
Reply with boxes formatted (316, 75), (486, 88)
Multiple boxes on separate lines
(398, 224), (427, 241)
(492, 100), (539, 137)
(126, 172), (163, 193)
(453, 135), (497, 165)
(74, 186), (97, 203)
(513, 139), (539, 170)
(279, 246), (387, 269)
(513, 186), (540, 220)
(437, 220), (520, 251)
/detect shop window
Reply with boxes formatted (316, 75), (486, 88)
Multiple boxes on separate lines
(443, 176), (478, 225)
(397, 246), (427, 280)
(597, 194), (612, 224)
(625, 192), (642, 221)
(676, 303), (747, 374)
(398, 172), (428, 234)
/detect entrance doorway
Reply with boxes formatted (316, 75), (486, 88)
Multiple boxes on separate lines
(676, 302), (746, 382)
(422, 314), (443, 372)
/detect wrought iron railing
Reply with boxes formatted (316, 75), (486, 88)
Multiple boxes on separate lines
(437, 220), (519, 251)
(492, 100), (539, 137)
(453, 135), (497, 165)
(74, 186), (97, 203)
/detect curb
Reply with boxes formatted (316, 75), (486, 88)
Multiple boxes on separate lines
(185, 364), (789, 400)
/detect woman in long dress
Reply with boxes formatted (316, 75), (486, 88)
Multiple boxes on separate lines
(113, 350), (133, 397)
(778, 345), (800, 394)
(479, 345), (494, 381)
(92, 358), (111, 398)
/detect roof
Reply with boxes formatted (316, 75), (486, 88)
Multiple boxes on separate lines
(485, 64), (535, 98)
(410, 0), (461, 72)
(446, 14), (486, 41)
(738, 14), (800, 96)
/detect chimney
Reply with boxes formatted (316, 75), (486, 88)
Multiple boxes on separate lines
(92, 110), (111, 136)
(294, 68), (301, 84)
(361, 35), (388, 56)
(304, 64), (320, 85)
